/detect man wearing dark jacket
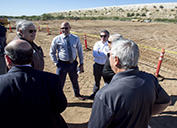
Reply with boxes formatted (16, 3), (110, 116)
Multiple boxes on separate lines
(0, 39), (68, 128)
(89, 39), (171, 128)
(13, 20), (44, 71)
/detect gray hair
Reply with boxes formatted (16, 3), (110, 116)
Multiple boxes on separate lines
(16, 20), (35, 35)
(109, 33), (123, 42)
(111, 39), (139, 70)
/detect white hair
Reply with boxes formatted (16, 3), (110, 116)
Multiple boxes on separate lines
(111, 39), (139, 70)
(111, 34), (123, 41)
(16, 20), (35, 35)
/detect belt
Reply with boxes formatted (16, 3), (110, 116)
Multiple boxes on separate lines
(95, 62), (104, 66)
(59, 58), (76, 64)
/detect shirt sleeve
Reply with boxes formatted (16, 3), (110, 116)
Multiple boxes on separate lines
(88, 95), (113, 128)
(76, 37), (84, 64)
(153, 76), (170, 104)
(50, 37), (58, 65)
(93, 41), (108, 59)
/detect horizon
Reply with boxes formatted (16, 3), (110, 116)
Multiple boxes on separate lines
(1, 1), (177, 16)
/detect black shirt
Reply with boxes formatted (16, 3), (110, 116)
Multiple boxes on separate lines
(102, 53), (115, 84)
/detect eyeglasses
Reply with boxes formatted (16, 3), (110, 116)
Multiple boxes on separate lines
(29, 30), (37, 33)
(100, 35), (107, 38)
(108, 40), (112, 43)
(61, 27), (68, 30)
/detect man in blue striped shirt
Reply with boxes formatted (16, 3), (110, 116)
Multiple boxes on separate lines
(50, 22), (84, 100)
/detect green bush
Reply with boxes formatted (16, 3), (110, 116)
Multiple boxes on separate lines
(154, 18), (177, 23)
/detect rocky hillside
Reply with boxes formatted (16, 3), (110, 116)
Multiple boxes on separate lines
(49, 3), (177, 20)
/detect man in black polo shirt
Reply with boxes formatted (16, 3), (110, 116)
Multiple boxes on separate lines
(88, 39), (171, 128)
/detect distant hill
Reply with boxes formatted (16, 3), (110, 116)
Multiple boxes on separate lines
(49, 3), (177, 20)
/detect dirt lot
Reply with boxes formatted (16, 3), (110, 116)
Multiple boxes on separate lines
(1, 20), (177, 128)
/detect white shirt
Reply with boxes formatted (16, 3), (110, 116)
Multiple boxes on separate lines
(93, 40), (109, 65)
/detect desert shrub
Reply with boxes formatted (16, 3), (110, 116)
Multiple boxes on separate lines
(131, 13), (134, 16)
(136, 13), (140, 16)
(154, 18), (177, 23)
(112, 16), (119, 20)
(119, 17), (131, 21)
(127, 13), (131, 17)
(56, 15), (65, 19)
(41, 13), (55, 21)
(142, 13), (146, 16)
(159, 5), (164, 9)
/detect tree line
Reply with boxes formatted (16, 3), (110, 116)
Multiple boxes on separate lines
(1, 13), (177, 23)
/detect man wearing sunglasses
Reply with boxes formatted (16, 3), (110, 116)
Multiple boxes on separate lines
(13, 20), (44, 71)
(50, 22), (85, 100)
(89, 30), (109, 99)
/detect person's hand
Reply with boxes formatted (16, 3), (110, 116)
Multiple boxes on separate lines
(79, 65), (84, 73)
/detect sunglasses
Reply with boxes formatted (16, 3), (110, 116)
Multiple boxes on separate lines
(29, 30), (37, 33)
(61, 27), (68, 30)
(100, 35), (107, 38)
(108, 40), (112, 43)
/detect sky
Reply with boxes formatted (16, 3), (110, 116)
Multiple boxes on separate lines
(1, 0), (177, 16)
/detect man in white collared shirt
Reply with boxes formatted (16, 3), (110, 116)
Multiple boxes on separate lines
(89, 30), (110, 99)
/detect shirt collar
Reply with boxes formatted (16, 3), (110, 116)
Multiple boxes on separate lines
(15, 64), (32, 67)
(63, 33), (71, 38)
(102, 40), (108, 45)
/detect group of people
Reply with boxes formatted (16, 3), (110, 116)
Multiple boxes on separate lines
(0, 20), (171, 128)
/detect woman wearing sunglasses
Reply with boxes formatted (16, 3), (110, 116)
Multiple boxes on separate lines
(13, 20), (44, 71)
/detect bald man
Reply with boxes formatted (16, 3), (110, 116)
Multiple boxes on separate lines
(0, 40), (68, 128)
(50, 21), (85, 100)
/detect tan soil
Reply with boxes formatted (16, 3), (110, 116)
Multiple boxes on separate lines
(1, 20), (177, 128)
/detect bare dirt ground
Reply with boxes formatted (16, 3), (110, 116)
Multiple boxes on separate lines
(1, 20), (177, 128)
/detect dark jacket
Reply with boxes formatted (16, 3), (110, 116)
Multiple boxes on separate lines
(0, 24), (6, 37)
(89, 67), (170, 128)
(13, 35), (44, 71)
(0, 66), (67, 128)
(102, 58), (115, 84)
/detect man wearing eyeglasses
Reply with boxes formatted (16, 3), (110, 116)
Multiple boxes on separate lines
(89, 30), (110, 99)
(50, 22), (85, 100)
(13, 20), (44, 71)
